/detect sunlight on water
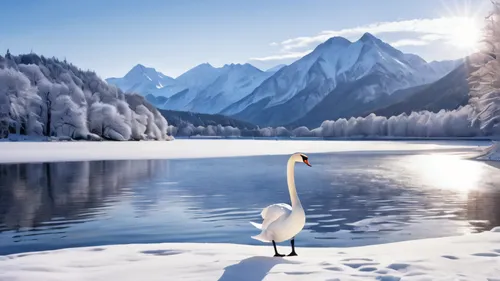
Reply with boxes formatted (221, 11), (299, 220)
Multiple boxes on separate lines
(402, 155), (486, 193)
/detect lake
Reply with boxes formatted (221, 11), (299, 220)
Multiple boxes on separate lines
(1, 143), (500, 255)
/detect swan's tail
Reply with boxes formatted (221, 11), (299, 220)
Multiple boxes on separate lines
(251, 232), (271, 242)
(249, 222), (271, 242)
(249, 221), (262, 230)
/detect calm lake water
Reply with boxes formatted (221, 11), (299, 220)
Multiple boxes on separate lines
(1, 146), (500, 255)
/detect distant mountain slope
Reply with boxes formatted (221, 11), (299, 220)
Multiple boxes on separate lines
(286, 75), (432, 128)
(367, 61), (471, 117)
(158, 109), (257, 129)
(266, 64), (287, 73)
(182, 63), (275, 114)
(106, 64), (182, 98)
(158, 63), (222, 111)
(108, 63), (274, 114)
(225, 33), (460, 127)
(287, 62), (469, 129)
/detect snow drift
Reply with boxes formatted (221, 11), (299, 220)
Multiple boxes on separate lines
(1, 228), (499, 281)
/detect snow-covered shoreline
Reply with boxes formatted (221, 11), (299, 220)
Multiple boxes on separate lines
(0, 139), (489, 164)
(475, 141), (500, 161)
(1, 228), (499, 281)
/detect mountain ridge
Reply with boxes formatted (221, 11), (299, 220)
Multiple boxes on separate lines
(106, 32), (462, 128)
(224, 32), (461, 126)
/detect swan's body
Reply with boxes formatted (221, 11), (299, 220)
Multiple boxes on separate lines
(250, 202), (304, 242)
(250, 153), (310, 256)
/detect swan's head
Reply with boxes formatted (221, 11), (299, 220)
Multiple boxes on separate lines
(292, 153), (311, 167)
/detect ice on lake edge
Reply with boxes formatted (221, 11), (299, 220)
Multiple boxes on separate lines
(1, 227), (499, 281)
(0, 139), (491, 164)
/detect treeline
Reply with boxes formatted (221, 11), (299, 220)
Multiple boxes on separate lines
(0, 51), (169, 141)
(168, 105), (486, 138)
(158, 108), (256, 129)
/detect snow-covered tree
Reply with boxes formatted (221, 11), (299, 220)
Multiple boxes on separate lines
(469, 1), (500, 135)
(0, 68), (42, 136)
(0, 53), (171, 141)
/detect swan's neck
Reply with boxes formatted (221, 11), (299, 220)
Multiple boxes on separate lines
(287, 158), (301, 208)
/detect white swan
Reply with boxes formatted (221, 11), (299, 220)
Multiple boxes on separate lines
(250, 152), (311, 257)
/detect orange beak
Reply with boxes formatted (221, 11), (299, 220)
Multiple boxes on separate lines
(303, 159), (311, 167)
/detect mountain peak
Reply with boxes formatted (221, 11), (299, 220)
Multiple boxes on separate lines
(359, 32), (379, 42)
(133, 63), (146, 69)
(314, 36), (351, 54)
(223, 63), (243, 68)
(324, 36), (351, 46)
(124, 64), (158, 79)
(222, 63), (261, 72)
(199, 62), (214, 68)
(128, 63), (148, 72)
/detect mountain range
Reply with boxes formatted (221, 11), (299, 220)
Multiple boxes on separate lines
(106, 32), (464, 128)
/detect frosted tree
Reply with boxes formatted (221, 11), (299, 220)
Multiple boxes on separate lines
(89, 102), (132, 141)
(0, 53), (171, 141)
(52, 95), (89, 139)
(0, 68), (43, 137)
(469, 1), (500, 135)
(0, 90), (9, 138)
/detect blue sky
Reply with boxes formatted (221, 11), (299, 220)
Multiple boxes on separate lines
(0, 0), (492, 78)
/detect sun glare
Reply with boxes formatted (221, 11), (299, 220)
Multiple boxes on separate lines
(449, 17), (482, 50)
(438, 0), (490, 53)
(405, 154), (485, 193)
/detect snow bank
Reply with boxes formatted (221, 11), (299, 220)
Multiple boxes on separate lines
(475, 141), (500, 161)
(0, 139), (487, 164)
(1, 229), (499, 281)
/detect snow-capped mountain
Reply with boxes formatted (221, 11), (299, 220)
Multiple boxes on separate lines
(223, 32), (459, 127)
(368, 60), (470, 117)
(159, 63), (222, 111)
(106, 64), (182, 98)
(107, 33), (460, 126)
(186, 63), (275, 114)
(109, 62), (276, 114)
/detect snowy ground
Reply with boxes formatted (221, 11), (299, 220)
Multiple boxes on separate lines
(475, 141), (500, 161)
(0, 139), (489, 164)
(1, 228), (499, 281)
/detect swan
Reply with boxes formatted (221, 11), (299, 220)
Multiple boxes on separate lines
(250, 152), (311, 257)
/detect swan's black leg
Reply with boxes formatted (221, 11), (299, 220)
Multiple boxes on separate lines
(273, 240), (285, 257)
(288, 237), (298, 256)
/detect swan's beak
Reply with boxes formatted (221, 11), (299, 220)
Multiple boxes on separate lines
(303, 159), (312, 167)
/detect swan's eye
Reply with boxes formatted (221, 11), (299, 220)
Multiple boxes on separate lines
(300, 154), (311, 166)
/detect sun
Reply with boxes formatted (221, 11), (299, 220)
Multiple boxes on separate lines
(448, 17), (482, 51)
(438, 0), (490, 53)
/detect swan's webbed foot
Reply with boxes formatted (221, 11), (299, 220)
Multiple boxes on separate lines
(272, 240), (285, 257)
(287, 237), (298, 256)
